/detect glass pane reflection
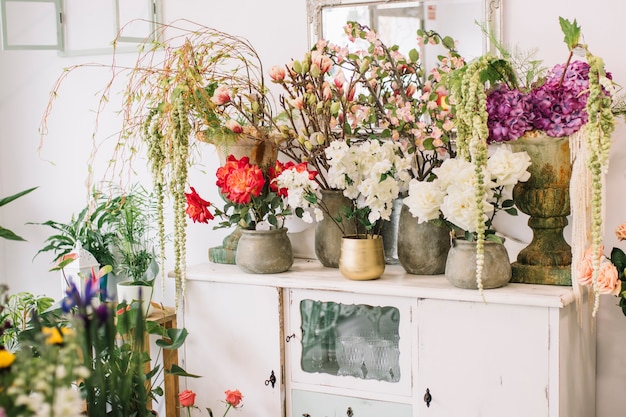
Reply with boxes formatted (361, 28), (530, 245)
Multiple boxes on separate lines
(300, 299), (401, 382)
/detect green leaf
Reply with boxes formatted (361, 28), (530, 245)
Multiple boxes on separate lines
(611, 248), (626, 278)
(559, 17), (581, 51)
(167, 364), (201, 378)
(155, 327), (189, 350)
(0, 186), (38, 207)
(408, 48), (419, 63)
(502, 199), (515, 208)
(504, 207), (518, 216)
(0, 226), (26, 241)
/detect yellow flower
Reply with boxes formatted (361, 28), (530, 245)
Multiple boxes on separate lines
(0, 349), (16, 368)
(42, 327), (74, 345)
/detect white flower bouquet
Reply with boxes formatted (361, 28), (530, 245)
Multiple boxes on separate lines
(277, 139), (412, 237)
(404, 145), (532, 241)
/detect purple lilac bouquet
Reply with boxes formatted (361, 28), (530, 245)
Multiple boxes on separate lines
(486, 60), (599, 142)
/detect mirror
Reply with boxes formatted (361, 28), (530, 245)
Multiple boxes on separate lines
(306, 0), (502, 63)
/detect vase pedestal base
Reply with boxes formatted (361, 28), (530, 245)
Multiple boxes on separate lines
(208, 227), (241, 265)
(510, 262), (571, 286)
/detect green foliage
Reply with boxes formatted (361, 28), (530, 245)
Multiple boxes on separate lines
(32, 192), (122, 267)
(559, 17), (581, 51)
(0, 187), (38, 241)
(0, 287), (54, 351)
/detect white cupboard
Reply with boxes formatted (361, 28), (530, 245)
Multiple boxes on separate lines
(181, 259), (595, 417)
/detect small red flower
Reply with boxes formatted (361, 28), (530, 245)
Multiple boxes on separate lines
(224, 389), (243, 407)
(185, 187), (214, 224)
(178, 389), (196, 408)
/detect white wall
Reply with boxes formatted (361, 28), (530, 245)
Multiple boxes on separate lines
(1, 0), (626, 415)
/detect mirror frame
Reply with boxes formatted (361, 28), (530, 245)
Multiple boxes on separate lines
(305, 0), (502, 53)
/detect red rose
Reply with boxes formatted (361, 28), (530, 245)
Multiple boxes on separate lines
(224, 389), (243, 407)
(178, 389), (196, 408)
(217, 156), (265, 204)
(184, 187), (214, 223)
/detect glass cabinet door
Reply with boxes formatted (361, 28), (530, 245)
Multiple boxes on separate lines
(286, 289), (415, 396)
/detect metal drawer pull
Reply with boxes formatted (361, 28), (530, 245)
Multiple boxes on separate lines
(346, 406), (353, 416)
(265, 370), (276, 388)
(424, 388), (432, 407)
(286, 333), (296, 342)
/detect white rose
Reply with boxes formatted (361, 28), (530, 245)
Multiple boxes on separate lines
(487, 145), (532, 187)
(404, 179), (445, 223)
(440, 186), (492, 233)
(433, 158), (475, 191)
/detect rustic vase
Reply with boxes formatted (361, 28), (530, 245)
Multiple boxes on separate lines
(339, 235), (385, 281)
(397, 205), (451, 275)
(445, 239), (512, 289)
(235, 228), (293, 274)
(508, 132), (572, 285)
(315, 189), (357, 268)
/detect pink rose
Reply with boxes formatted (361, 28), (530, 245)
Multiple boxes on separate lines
(577, 246), (604, 286)
(211, 85), (231, 105)
(226, 119), (243, 134)
(178, 390), (196, 408)
(615, 222), (626, 241)
(269, 65), (286, 82)
(597, 258), (621, 296)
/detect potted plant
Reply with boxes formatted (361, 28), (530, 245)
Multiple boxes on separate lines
(446, 17), (617, 298)
(275, 138), (411, 280)
(185, 155), (317, 274)
(109, 185), (159, 315)
(40, 20), (282, 306)
(403, 146), (532, 291)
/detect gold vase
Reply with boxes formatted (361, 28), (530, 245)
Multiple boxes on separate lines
(339, 235), (385, 280)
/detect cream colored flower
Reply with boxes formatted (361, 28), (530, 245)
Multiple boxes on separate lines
(404, 179), (445, 222)
(487, 145), (531, 187)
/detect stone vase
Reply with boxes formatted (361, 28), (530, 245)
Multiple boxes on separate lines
(444, 239), (512, 289)
(397, 205), (451, 275)
(235, 228), (293, 274)
(508, 132), (572, 285)
(315, 189), (356, 268)
(339, 235), (385, 281)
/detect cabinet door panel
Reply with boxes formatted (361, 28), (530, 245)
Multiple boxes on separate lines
(287, 289), (415, 396)
(291, 389), (412, 417)
(416, 299), (550, 417)
(183, 282), (282, 417)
